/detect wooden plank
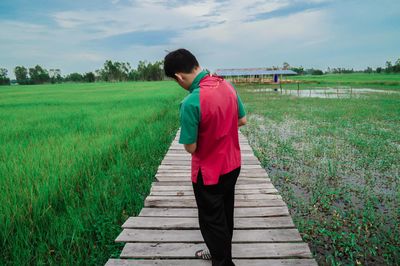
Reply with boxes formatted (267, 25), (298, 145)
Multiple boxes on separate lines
(115, 228), (302, 243)
(149, 188), (279, 196)
(139, 207), (289, 217)
(155, 176), (270, 183)
(119, 242), (313, 259)
(161, 160), (261, 166)
(157, 165), (263, 170)
(156, 169), (267, 173)
(151, 179), (270, 186)
(163, 152), (256, 157)
(145, 198), (286, 208)
(155, 172), (268, 178)
(145, 194), (282, 201)
(168, 146), (253, 150)
(163, 153), (256, 157)
(168, 146), (253, 151)
(122, 217), (294, 229)
(150, 183), (276, 190)
(161, 158), (257, 162)
(155, 176), (269, 182)
(106, 259), (318, 266)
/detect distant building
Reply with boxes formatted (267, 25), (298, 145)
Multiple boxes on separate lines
(214, 68), (297, 84)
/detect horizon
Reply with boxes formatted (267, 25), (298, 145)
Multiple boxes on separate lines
(1, 0), (400, 79)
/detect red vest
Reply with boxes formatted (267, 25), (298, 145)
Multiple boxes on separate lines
(191, 75), (241, 185)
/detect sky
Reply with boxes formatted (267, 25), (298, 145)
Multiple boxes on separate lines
(1, 0), (400, 78)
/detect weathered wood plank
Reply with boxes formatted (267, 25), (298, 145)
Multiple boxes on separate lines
(156, 168), (266, 172)
(106, 259), (318, 266)
(149, 188), (279, 196)
(119, 242), (313, 259)
(122, 217), (294, 229)
(151, 180), (270, 186)
(138, 207), (289, 217)
(161, 160), (261, 166)
(163, 153), (255, 157)
(150, 183), (276, 190)
(168, 146), (253, 151)
(145, 194), (282, 201)
(155, 172), (269, 178)
(162, 152), (256, 157)
(157, 165), (263, 170)
(155, 176), (270, 183)
(115, 228), (302, 243)
(145, 198), (286, 208)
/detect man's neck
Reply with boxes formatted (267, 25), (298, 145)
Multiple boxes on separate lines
(190, 67), (203, 83)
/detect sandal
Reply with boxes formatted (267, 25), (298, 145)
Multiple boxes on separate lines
(195, 249), (212, 260)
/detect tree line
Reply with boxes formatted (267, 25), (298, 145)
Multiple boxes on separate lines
(285, 58), (400, 75)
(0, 60), (165, 85)
(1, 57), (400, 86)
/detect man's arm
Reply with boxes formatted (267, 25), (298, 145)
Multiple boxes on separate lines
(184, 143), (197, 154)
(238, 116), (247, 127)
(179, 96), (200, 154)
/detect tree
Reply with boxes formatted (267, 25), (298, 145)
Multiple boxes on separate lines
(385, 61), (392, 73)
(29, 65), (50, 84)
(290, 66), (304, 75)
(376, 67), (382, 73)
(14, 66), (29, 84)
(49, 69), (62, 83)
(128, 69), (140, 81)
(364, 67), (373, 73)
(98, 60), (131, 82)
(306, 68), (323, 75)
(0, 68), (10, 85)
(282, 62), (290, 70)
(136, 60), (164, 81)
(394, 58), (400, 73)
(83, 72), (95, 82)
(65, 73), (84, 82)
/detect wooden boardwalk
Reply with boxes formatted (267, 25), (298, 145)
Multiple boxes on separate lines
(106, 130), (317, 265)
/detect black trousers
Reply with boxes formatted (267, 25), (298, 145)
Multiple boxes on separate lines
(192, 167), (240, 266)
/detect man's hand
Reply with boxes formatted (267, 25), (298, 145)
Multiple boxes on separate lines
(238, 116), (247, 127)
(184, 143), (197, 154)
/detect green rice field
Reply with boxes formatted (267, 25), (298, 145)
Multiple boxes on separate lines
(291, 73), (400, 88)
(0, 82), (184, 265)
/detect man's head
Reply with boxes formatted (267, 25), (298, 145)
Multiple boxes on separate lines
(164, 48), (201, 90)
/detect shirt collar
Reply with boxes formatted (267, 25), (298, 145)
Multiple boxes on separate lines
(189, 69), (208, 93)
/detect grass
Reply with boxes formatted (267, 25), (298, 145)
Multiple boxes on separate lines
(1, 74), (399, 265)
(290, 73), (400, 88)
(237, 83), (400, 265)
(0, 82), (185, 265)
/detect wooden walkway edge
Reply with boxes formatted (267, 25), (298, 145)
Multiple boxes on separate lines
(106, 130), (317, 265)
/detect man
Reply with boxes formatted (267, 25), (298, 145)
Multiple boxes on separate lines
(164, 49), (246, 266)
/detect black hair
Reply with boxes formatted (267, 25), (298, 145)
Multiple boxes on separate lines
(164, 48), (199, 79)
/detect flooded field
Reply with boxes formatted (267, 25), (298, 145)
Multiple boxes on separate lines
(237, 83), (400, 265)
(247, 87), (400, 98)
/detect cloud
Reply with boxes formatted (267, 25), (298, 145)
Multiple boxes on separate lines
(1, 0), (400, 78)
(248, 0), (329, 21)
(95, 30), (179, 47)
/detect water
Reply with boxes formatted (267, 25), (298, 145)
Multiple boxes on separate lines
(247, 87), (399, 98)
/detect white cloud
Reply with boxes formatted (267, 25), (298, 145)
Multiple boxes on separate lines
(1, 0), (399, 77)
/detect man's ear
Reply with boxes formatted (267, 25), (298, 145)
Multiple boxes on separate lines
(174, 73), (184, 82)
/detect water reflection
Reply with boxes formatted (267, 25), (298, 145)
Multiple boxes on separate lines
(246, 87), (399, 98)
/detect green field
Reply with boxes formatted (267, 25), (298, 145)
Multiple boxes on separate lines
(291, 73), (400, 88)
(1, 74), (399, 265)
(0, 82), (184, 265)
(237, 82), (400, 265)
